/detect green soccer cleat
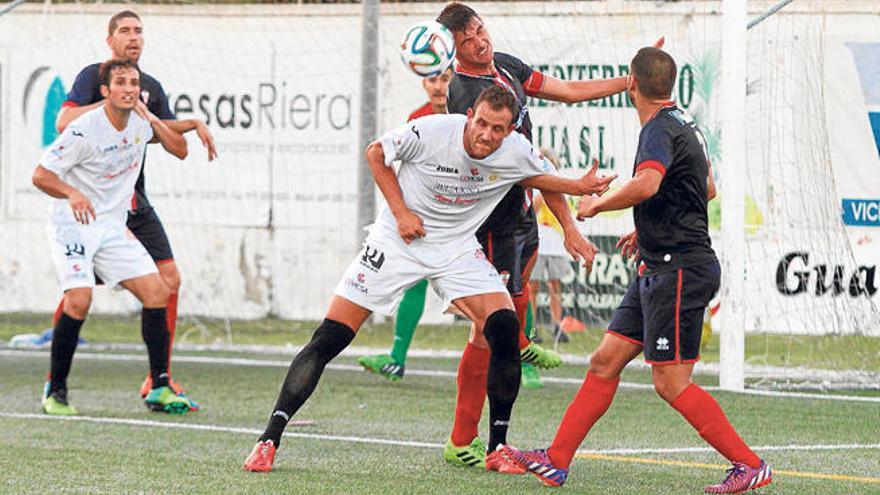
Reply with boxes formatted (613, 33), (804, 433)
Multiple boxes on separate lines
(144, 386), (191, 414)
(521, 363), (544, 389)
(520, 342), (562, 369)
(357, 354), (405, 381)
(42, 383), (78, 416)
(444, 437), (487, 469)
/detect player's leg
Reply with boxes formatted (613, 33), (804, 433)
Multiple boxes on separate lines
(245, 296), (369, 472)
(445, 323), (491, 468)
(127, 208), (186, 396)
(43, 288), (92, 415)
(503, 278), (645, 486)
(646, 262), (769, 493)
(358, 279), (428, 381)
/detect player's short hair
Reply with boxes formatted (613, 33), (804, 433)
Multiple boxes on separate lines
(473, 86), (518, 125)
(108, 10), (140, 37)
(437, 2), (479, 33)
(98, 59), (140, 88)
(631, 47), (677, 100)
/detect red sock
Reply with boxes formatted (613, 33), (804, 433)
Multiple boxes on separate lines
(671, 383), (761, 468)
(513, 288), (530, 350)
(547, 371), (620, 468)
(450, 342), (490, 446)
(52, 299), (64, 325)
(166, 293), (178, 373)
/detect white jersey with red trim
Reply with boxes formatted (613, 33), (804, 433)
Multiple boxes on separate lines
(39, 106), (153, 226)
(375, 113), (556, 263)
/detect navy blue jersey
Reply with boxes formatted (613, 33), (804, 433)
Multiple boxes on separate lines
(632, 104), (716, 273)
(447, 52), (546, 236)
(63, 63), (175, 210)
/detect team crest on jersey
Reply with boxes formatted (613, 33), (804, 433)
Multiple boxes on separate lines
(140, 90), (150, 104)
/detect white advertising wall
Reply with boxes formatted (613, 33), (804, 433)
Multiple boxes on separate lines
(0, 2), (877, 333)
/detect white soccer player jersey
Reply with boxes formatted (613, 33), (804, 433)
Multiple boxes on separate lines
(375, 114), (556, 258)
(39, 106), (154, 226)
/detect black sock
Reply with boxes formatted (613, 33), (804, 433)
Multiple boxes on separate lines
(141, 307), (170, 389)
(49, 313), (85, 394)
(483, 309), (521, 452)
(260, 319), (355, 447)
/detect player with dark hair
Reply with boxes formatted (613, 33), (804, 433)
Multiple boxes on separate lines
(34, 60), (193, 416)
(54, 10), (217, 405)
(502, 48), (771, 494)
(243, 86), (612, 473)
(436, 1), (656, 473)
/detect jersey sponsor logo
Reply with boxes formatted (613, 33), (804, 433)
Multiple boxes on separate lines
(50, 145), (65, 157)
(656, 337), (670, 351)
(433, 193), (479, 206)
(411, 125), (420, 139)
(433, 182), (483, 195)
(360, 245), (385, 272)
(64, 243), (85, 258)
(842, 199), (880, 227)
(140, 90), (151, 104)
(776, 251), (877, 297)
(435, 164), (459, 174)
(103, 159), (141, 180)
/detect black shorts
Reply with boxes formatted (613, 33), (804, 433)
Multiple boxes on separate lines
(126, 207), (174, 263)
(607, 260), (720, 364)
(477, 216), (538, 296)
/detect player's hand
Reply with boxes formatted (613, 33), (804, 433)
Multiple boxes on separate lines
(396, 209), (426, 244)
(616, 230), (639, 261)
(563, 226), (598, 272)
(134, 99), (159, 124)
(575, 159), (616, 196)
(68, 190), (96, 225)
(196, 121), (218, 161)
(576, 195), (601, 220)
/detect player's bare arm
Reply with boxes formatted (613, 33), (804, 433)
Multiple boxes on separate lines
(164, 119), (218, 161)
(576, 168), (663, 220)
(135, 100), (187, 160)
(542, 191), (597, 269)
(520, 161), (617, 196)
(365, 142), (425, 243)
(534, 37), (664, 104)
(56, 101), (104, 133)
(32, 165), (96, 225)
(707, 163), (717, 200)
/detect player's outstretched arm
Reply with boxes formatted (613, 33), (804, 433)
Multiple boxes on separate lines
(365, 142), (425, 244)
(520, 161), (616, 196)
(32, 165), (95, 224)
(576, 168), (663, 220)
(56, 101), (104, 133)
(135, 101), (187, 160)
(164, 119), (218, 161)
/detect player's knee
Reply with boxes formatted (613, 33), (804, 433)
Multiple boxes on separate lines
(482, 309), (519, 360)
(63, 290), (92, 319)
(652, 374), (688, 403)
(160, 264), (181, 293)
(588, 348), (621, 379)
(142, 283), (171, 308)
(305, 319), (356, 362)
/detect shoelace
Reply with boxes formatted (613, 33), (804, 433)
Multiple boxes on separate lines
(722, 464), (748, 484)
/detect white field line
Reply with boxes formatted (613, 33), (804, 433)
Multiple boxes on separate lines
(2, 348), (879, 404)
(7, 340), (879, 388)
(1, 412), (878, 458)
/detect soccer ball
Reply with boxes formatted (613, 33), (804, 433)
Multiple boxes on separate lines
(399, 21), (456, 77)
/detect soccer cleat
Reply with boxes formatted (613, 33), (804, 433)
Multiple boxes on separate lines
(140, 376), (199, 411)
(144, 386), (191, 414)
(520, 342), (562, 369)
(521, 363), (544, 389)
(486, 445), (526, 474)
(41, 383), (78, 416)
(552, 323), (571, 343)
(704, 460), (772, 494)
(357, 354), (405, 381)
(243, 439), (276, 472)
(443, 437), (486, 469)
(501, 446), (568, 487)
(559, 316), (586, 334)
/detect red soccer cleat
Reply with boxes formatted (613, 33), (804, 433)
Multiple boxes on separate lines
(486, 445), (526, 475)
(244, 440), (276, 472)
(705, 460), (772, 494)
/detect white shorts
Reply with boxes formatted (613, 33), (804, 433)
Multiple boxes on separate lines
(532, 255), (574, 282)
(334, 236), (508, 316)
(48, 220), (158, 291)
